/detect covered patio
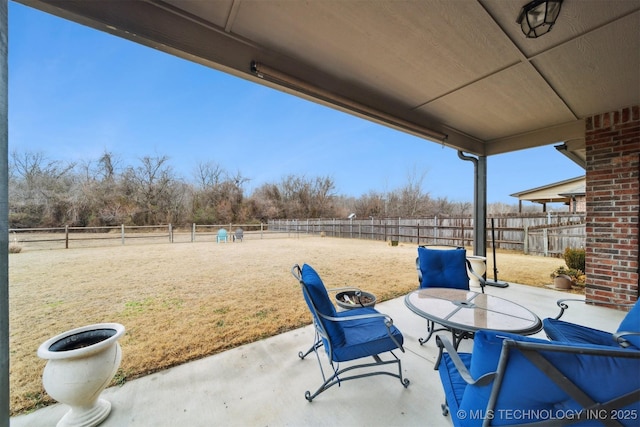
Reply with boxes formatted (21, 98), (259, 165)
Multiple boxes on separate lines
(1, 1), (639, 425)
(10, 281), (628, 426)
(5, 0), (636, 295)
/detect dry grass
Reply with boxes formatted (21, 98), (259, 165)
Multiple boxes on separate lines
(8, 236), (576, 415)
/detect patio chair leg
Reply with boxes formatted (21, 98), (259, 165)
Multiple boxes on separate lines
(298, 339), (323, 360)
(304, 352), (409, 402)
(441, 401), (449, 416)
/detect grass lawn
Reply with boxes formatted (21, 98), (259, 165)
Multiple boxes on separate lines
(8, 236), (573, 415)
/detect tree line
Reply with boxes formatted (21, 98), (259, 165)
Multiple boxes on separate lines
(8, 150), (531, 228)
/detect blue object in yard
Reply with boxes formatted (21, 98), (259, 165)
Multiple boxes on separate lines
(216, 229), (228, 243)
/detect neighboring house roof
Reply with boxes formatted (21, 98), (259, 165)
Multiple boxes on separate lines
(558, 182), (586, 198)
(510, 176), (585, 204)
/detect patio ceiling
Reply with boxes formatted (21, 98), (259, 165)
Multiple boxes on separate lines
(15, 0), (640, 159)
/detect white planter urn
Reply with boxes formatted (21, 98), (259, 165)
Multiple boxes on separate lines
(37, 323), (125, 427)
(466, 255), (487, 289)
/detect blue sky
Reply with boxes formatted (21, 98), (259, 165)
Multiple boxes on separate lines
(8, 2), (585, 204)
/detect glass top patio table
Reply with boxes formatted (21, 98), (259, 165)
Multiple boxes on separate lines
(405, 288), (542, 344)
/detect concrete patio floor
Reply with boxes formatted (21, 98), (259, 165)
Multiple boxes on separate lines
(11, 282), (627, 427)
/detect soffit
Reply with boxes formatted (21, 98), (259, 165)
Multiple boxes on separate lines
(15, 0), (640, 158)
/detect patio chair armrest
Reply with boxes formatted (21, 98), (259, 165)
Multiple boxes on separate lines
(554, 298), (635, 320)
(434, 334), (495, 386)
(291, 264), (303, 281)
(553, 298), (587, 319)
(465, 259), (487, 293)
(319, 310), (393, 325)
(326, 286), (361, 294)
(613, 331), (640, 348)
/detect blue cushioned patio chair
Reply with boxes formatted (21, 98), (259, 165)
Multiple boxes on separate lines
(415, 245), (487, 345)
(435, 330), (640, 427)
(544, 298), (640, 350)
(291, 263), (410, 401)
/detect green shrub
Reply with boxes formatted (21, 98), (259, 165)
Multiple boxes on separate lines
(551, 265), (586, 286)
(564, 247), (585, 272)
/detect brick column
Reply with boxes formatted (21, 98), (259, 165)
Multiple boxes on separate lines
(585, 105), (639, 304)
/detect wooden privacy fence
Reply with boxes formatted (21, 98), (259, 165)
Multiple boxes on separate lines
(524, 222), (586, 257)
(268, 213), (586, 257)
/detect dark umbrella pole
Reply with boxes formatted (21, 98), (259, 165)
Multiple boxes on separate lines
(485, 218), (509, 288)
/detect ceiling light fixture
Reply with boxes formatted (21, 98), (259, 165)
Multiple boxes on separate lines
(250, 61), (448, 143)
(516, 0), (563, 38)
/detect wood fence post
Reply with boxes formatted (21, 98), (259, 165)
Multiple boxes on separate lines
(169, 224), (173, 243)
(383, 219), (387, 242)
(192, 223), (195, 242)
(121, 224), (125, 245)
(65, 225), (69, 249)
(434, 215), (438, 245)
(543, 228), (549, 257)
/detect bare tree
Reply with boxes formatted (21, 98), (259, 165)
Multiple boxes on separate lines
(190, 162), (250, 224)
(193, 161), (224, 189)
(248, 175), (337, 219)
(451, 201), (473, 216)
(121, 155), (181, 225)
(353, 191), (386, 219)
(9, 150), (77, 226)
(309, 176), (336, 218)
(384, 167), (431, 217)
(8, 148), (497, 228)
(488, 202), (521, 215)
(11, 150), (76, 189)
(248, 183), (283, 221)
(73, 151), (128, 226)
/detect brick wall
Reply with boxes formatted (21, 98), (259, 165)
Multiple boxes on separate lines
(585, 105), (639, 304)
(569, 195), (586, 213)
